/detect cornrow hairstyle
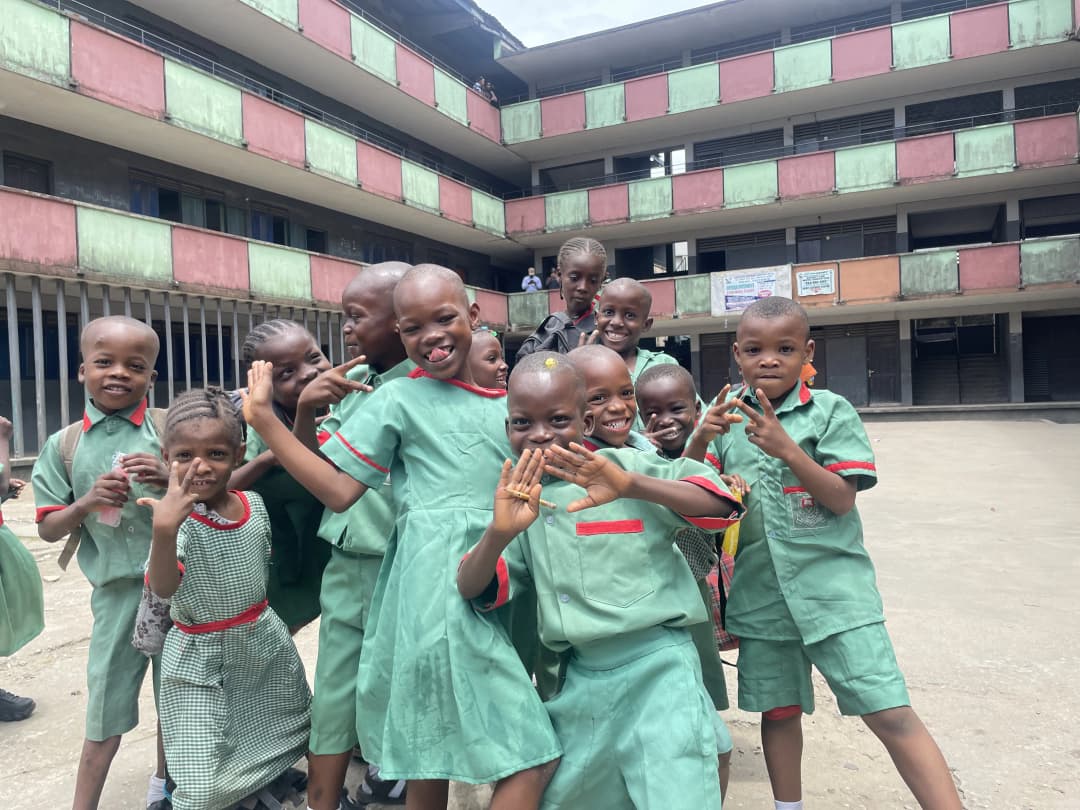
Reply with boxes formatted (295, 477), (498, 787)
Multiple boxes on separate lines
(557, 237), (607, 270)
(164, 387), (245, 449)
(240, 318), (307, 367)
(635, 363), (696, 397)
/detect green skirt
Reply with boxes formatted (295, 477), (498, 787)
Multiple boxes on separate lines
(0, 524), (44, 657)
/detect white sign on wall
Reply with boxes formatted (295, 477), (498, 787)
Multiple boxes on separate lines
(795, 267), (836, 297)
(710, 265), (793, 316)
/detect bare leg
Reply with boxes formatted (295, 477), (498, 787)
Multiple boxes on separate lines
(404, 779), (449, 810)
(718, 750), (731, 805)
(761, 713), (803, 803)
(72, 736), (122, 810)
(489, 759), (559, 810)
(307, 751), (352, 810)
(862, 707), (962, 810)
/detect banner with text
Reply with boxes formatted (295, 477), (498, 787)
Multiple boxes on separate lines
(711, 265), (793, 316)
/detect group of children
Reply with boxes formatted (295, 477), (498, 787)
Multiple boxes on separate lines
(0, 233), (964, 810)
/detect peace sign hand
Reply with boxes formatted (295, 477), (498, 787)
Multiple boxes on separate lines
(298, 354), (373, 410)
(543, 442), (631, 513)
(137, 461), (200, 534)
(733, 391), (796, 462)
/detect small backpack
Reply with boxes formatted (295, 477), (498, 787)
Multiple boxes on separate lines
(514, 311), (596, 363)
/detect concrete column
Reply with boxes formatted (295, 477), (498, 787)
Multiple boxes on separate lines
(686, 237), (698, 275)
(681, 48), (692, 68)
(785, 226), (797, 264)
(531, 166), (541, 189)
(896, 210), (910, 254)
(899, 318), (914, 406)
(1007, 310), (1024, 403)
(683, 142), (695, 171)
(601, 67), (612, 84)
(527, 81), (537, 101)
(780, 27), (792, 45)
(603, 155), (615, 178)
(1005, 197), (1021, 242)
(894, 104), (906, 139)
(1003, 85), (1016, 114)
(783, 121), (794, 149)
(690, 334), (703, 391)
(890, 1), (902, 23)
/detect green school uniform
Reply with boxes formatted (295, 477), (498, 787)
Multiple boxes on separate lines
(320, 370), (561, 783)
(310, 358), (412, 756)
(0, 465), (44, 657)
(31, 399), (162, 740)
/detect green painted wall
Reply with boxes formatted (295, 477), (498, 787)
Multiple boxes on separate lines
(164, 61), (243, 145)
(304, 120), (358, 185)
(1009, 0), (1074, 48)
(77, 208), (172, 282)
(675, 274), (711, 315)
(501, 101), (541, 144)
(955, 124), (1015, 177)
(667, 64), (719, 114)
(835, 143), (896, 192)
(773, 39), (831, 93)
(472, 190), (505, 235)
(545, 190), (589, 230)
(900, 250), (958, 296)
(351, 16), (397, 83)
(508, 291), (550, 328)
(401, 163), (440, 212)
(1021, 237), (1080, 284)
(891, 16), (950, 70)
(723, 161), (778, 208)
(248, 243), (312, 300)
(434, 68), (468, 125)
(240, 0), (298, 28)
(0, 0), (70, 86)
(586, 84), (625, 129)
(628, 177), (673, 221)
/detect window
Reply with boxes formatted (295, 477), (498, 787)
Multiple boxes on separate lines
(796, 217), (897, 262)
(905, 91), (1003, 137)
(1015, 78), (1080, 120)
(794, 110), (894, 154)
(3, 152), (52, 194)
(361, 236), (412, 265)
(692, 130), (785, 169)
(306, 228), (327, 254)
(250, 206), (290, 246)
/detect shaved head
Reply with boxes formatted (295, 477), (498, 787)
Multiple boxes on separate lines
(394, 264), (469, 315)
(510, 351), (585, 402)
(737, 296), (810, 341)
(600, 277), (652, 312)
(344, 261), (411, 302)
(81, 315), (160, 362)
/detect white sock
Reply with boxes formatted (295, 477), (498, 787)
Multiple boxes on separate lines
(146, 774), (167, 805)
(775, 801), (803, 810)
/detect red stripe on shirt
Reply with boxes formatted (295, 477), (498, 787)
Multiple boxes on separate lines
(575, 519), (644, 536)
(333, 431), (389, 474)
(677, 475), (743, 530)
(35, 504), (66, 523)
(783, 486), (807, 494)
(825, 461), (876, 474)
(174, 599), (268, 634)
(704, 453), (724, 473)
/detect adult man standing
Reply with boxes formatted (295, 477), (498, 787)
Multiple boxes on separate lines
(521, 267), (543, 292)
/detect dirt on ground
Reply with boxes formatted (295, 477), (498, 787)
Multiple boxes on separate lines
(1, 419), (1078, 809)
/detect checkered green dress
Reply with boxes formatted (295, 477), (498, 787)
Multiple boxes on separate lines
(160, 491), (311, 810)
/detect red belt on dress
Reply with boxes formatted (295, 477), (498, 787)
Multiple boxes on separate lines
(174, 599), (268, 635)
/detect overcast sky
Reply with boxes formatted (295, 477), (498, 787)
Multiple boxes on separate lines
(479, 0), (710, 47)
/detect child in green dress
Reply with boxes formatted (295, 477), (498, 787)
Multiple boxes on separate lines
(468, 327), (509, 390)
(242, 265), (561, 810)
(139, 387), (310, 810)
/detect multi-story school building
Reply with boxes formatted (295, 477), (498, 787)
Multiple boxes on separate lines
(2, 0), (1079, 457)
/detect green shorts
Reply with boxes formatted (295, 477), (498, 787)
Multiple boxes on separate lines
(737, 622), (910, 717)
(309, 548), (382, 755)
(542, 626), (723, 810)
(86, 578), (161, 741)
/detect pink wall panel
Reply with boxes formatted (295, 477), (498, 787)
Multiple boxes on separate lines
(172, 228), (249, 291)
(505, 197), (546, 234)
(547, 289), (562, 314)
(778, 152), (835, 199)
(719, 51), (773, 103)
(958, 244), (1019, 291)
(0, 190), (77, 267)
(311, 255), (362, 304)
(357, 142), (403, 200)
(467, 91), (501, 142)
(541, 92), (586, 137)
(395, 44), (436, 107)
(896, 133), (954, 185)
(1015, 115), (1079, 168)
(588, 184), (630, 224)
(438, 176), (473, 225)
(624, 74), (668, 122)
(950, 4), (1010, 60)
(71, 22), (165, 118)
(298, 0), (352, 59)
(476, 289), (508, 327)
(672, 169), (724, 213)
(242, 94), (307, 167)
(831, 27), (892, 82)
(642, 279), (676, 319)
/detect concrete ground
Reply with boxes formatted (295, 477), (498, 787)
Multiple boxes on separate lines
(1, 419), (1077, 809)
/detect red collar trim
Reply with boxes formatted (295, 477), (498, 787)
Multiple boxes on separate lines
(572, 303), (595, 326)
(582, 439), (600, 452)
(188, 491), (252, 530)
(407, 367), (507, 398)
(83, 399), (148, 432)
(798, 381), (812, 405)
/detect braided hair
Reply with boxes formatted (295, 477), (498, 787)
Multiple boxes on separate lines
(240, 319), (306, 367)
(557, 237), (607, 271)
(164, 387), (245, 450)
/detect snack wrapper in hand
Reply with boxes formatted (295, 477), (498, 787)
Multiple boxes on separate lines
(720, 490), (742, 558)
(97, 450), (127, 528)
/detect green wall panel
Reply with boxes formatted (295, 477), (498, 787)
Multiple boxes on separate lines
(1009, 0), (1074, 48)
(471, 190), (505, 235)
(508, 291), (550, 329)
(501, 101), (541, 144)
(165, 61), (243, 145)
(1021, 238), (1080, 284)
(401, 163), (440, 212)
(248, 243), (311, 300)
(0, 0), (70, 86)
(545, 191), (589, 230)
(891, 16), (950, 70)
(723, 161), (778, 208)
(773, 39), (832, 93)
(675, 275), (711, 315)
(434, 68), (468, 125)
(304, 120), (358, 184)
(900, 250), (958, 296)
(955, 124), (1015, 177)
(77, 208), (172, 282)
(240, 0), (298, 28)
(585, 84), (626, 129)
(351, 16), (397, 82)
(835, 143), (896, 192)
(667, 64), (719, 114)
(628, 178), (673, 221)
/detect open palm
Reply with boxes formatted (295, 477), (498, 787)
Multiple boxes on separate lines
(543, 443), (630, 513)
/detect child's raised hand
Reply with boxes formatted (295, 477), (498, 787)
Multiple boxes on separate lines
(491, 449), (545, 537)
(721, 473), (751, 497)
(121, 453), (169, 489)
(734, 392), (795, 461)
(543, 442), (631, 513)
(576, 329), (602, 348)
(693, 385), (744, 443)
(6, 478), (26, 500)
(137, 461), (199, 533)
(240, 361), (275, 429)
(0, 416), (12, 441)
(298, 354), (374, 410)
(82, 469), (130, 511)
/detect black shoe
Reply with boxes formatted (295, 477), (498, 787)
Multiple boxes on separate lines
(0, 689), (34, 722)
(354, 774), (407, 805)
(147, 800), (171, 810)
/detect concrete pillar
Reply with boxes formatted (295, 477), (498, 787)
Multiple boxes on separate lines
(894, 104), (906, 139)
(686, 237), (698, 275)
(890, 1), (902, 23)
(899, 318), (914, 406)
(1005, 197), (1021, 242)
(531, 166), (541, 190)
(783, 121), (794, 149)
(1007, 310), (1024, 403)
(1003, 85), (1016, 113)
(527, 81), (537, 101)
(780, 27), (792, 45)
(681, 48), (692, 68)
(603, 155), (615, 179)
(785, 226), (797, 264)
(896, 210), (910, 254)
(690, 334), (703, 391)
(601, 67), (612, 84)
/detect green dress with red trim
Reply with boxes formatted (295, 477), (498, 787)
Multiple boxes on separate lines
(320, 369), (562, 783)
(0, 466), (44, 657)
